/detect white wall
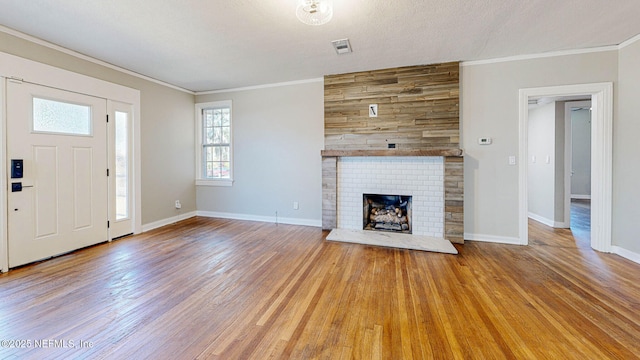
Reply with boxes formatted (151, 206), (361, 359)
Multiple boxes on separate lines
(528, 102), (556, 225)
(570, 107), (592, 198)
(461, 50), (618, 243)
(195, 81), (324, 226)
(615, 39), (640, 255)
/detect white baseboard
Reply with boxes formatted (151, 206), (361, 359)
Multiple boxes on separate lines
(197, 211), (321, 227)
(571, 194), (591, 200)
(528, 212), (555, 227)
(142, 211), (197, 232)
(611, 246), (640, 265)
(464, 233), (524, 245)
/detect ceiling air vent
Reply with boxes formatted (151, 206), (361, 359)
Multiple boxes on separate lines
(331, 39), (352, 55)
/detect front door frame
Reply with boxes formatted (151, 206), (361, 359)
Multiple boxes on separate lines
(0, 51), (141, 272)
(519, 82), (613, 252)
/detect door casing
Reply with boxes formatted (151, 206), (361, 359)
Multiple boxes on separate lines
(0, 51), (141, 272)
(519, 83), (613, 252)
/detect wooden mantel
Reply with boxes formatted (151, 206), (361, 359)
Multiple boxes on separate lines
(321, 149), (463, 158)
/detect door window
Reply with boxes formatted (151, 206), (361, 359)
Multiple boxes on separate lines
(32, 97), (91, 135)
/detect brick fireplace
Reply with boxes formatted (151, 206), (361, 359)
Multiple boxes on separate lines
(322, 62), (463, 244)
(338, 156), (441, 236)
(322, 149), (463, 243)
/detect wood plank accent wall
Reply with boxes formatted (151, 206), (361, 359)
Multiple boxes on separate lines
(323, 62), (464, 243)
(324, 62), (460, 151)
(444, 157), (464, 243)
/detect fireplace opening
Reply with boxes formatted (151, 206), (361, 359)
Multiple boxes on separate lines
(363, 194), (412, 234)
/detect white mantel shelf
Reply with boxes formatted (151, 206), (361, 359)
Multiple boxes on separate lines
(321, 149), (464, 157)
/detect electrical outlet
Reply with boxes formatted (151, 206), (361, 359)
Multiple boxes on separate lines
(175, 200), (181, 209)
(293, 201), (299, 210)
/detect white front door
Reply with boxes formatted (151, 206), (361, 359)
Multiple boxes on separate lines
(7, 81), (108, 267)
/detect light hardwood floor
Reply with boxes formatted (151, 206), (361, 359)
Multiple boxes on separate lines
(1, 216), (638, 359)
(570, 199), (591, 243)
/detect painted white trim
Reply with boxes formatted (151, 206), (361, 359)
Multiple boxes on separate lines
(528, 213), (555, 228)
(0, 25), (193, 95)
(611, 246), (640, 265)
(619, 33), (640, 49)
(528, 213), (569, 229)
(195, 78), (324, 95)
(591, 83), (614, 253)
(461, 32), (640, 67)
(463, 233), (523, 245)
(197, 211), (322, 227)
(194, 100), (234, 183)
(195, 179), (234, 187)
(141, 211), (197, 233)
(461, 45), (619, 67)
(0, 51), (140, 104)
(132, 99), (143, 235)
(519, 83), (613, 252)
(571, 194), (592, 200)
(0, 77), (7, 273)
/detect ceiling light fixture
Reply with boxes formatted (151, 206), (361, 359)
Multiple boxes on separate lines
(296, 0), (333, 26)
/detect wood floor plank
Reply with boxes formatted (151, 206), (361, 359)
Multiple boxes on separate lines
(1, 216), (639, 359)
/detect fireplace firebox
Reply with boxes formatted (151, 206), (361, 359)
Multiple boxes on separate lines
(363, 194), (412, 234)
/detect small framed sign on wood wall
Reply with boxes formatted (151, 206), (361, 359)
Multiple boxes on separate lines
(369, 104), (378, 117)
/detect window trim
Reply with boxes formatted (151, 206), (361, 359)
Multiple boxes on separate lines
(195, 100), (233, 186)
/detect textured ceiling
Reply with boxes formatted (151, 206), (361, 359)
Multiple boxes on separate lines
(1, 0), (639, 92)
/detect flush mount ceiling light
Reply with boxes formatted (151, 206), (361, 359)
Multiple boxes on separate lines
(296, 0), (333, 26)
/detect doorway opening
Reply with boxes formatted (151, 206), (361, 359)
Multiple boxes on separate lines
(567, 101), (592, 245)
(519, 83), (612, 252)
(525, 97), (593, 246)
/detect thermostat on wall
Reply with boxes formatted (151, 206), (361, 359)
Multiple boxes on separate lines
(478, 137), (492, 145)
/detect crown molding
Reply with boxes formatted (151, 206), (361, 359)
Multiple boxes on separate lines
(461, 44), (619, 67)
(0, 25), (194, 94)
(618, 33), (640, 49)
(196, 78), (324, 95)
(5, 23), (639, 92)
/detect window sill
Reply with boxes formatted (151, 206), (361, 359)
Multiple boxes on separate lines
(196, 179), (234, 187)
